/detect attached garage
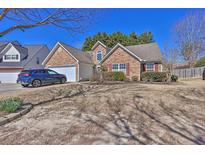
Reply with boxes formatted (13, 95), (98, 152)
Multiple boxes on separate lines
(48, 65), (76, 82)
(43, 42), (94, 82)
(0, 69), (21, 83)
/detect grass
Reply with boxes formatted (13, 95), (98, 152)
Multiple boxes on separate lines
(0, 97), (23, 113)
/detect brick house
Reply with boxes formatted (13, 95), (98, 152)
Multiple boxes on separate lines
(43, 41), (163, 82)
(92, 41), (163, 80)
(43, 42), (93, 82)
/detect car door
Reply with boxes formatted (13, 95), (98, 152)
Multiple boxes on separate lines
(36, 70), (50, 84)
(46, 70), (60, 83)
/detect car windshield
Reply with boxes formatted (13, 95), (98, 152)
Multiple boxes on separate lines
(47, 70), (58, 75)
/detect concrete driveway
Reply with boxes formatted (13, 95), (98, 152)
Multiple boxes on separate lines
(0, 84), (24, 95)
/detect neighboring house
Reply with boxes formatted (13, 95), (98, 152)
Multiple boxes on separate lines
(0, 41), (50, 83)
(92, 41), (163, 79)
(43, 42), (93, 82)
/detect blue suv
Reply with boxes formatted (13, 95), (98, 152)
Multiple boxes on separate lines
(17, 69), (67, 87)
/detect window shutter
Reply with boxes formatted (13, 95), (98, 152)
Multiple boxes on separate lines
(144, 64), (146, 72)
(155, 64), (158, 72)
(126, 63), (130, 76)
(107, 64), (112, 72)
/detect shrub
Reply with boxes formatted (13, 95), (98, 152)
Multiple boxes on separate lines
(0, 97), (23, 113)
(141, 72), (168, 82)
(103, 72), (113, 81)
(171, 75), (178, 82)
(101, 65), (108, 72)
(131, 76), (139, 81)
(103, 72), (126, 81)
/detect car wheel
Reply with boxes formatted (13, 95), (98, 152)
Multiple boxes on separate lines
(60, 78), (66, 84)
(22, 84), (29, 87)
(32, 79), (41, 87)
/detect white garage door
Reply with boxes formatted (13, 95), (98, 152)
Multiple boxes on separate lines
(48, 66), (76, 82)
(0, 71), (21, 83)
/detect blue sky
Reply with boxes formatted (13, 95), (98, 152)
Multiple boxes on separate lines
(0, 8), (202, 51)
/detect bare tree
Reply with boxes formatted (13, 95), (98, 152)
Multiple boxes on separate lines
(162, 45), (178, 73)
(0, 8), (96, 37)
(172, 11), (205, 67)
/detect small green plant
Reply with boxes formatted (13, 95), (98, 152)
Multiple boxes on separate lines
(171, 75), (178, 82)
(141, 72), (168, 82)
(131, 76), (139, 81)
(0, 97), (23, 113)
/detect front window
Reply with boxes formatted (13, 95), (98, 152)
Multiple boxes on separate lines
(112, 64), (119, 71)
(4, 54), (19, 60)
(112, 63), (126, 73)
(146, 63), (154, 71)
(96, 51), (102, 61)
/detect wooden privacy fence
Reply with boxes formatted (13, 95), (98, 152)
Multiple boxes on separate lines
(172, 66), (204, 78)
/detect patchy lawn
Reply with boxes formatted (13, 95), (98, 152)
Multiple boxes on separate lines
(0, 80), (205, 144)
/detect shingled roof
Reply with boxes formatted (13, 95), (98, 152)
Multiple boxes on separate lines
(0, 41), (50, 68)
(58, 42), (93, 64)
(125, 43), (162, 62)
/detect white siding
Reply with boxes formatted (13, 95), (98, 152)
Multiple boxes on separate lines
(79, 63), (93, 81)
(3, 46), (20, 62)
(48, 66), (76, 82)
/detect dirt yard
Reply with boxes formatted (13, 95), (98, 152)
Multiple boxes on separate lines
(0, 80), (205, 145)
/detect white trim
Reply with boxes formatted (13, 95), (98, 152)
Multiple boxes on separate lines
(160, 64), (163, 72)
(96, 50), (103, 62)
(0, 43), (11, 54)
(100, 43), (143, 64)
(42, 42), (79, 65)
(2, 43), (20, 62)
(91, 41), (107, 50)
(112, 63), (126, 73)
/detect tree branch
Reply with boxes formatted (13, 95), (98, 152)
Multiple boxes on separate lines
(0, 22), (48, 37)
(0, 8), (12, 21)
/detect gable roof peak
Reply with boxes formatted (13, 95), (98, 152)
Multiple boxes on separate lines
(91, 41), (107, 50)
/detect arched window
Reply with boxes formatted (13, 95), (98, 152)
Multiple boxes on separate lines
(96, 51), (102, 61)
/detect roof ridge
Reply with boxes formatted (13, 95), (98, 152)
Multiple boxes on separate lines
(125, 42), (157, 48)
(24, 44), (47, 47)
(59, 42), (82, 51)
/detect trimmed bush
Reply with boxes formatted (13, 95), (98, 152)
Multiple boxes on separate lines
(141, 72), (168, 82)
(171, 75), (178, 82)
(0, 97), (23, 113)
(103, 72), (126, 81)
(131, 76), (139, 81)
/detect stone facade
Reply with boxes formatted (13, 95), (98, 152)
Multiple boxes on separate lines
(45, 45), (79, 81)
(102, 46), (141, 80)
(45, 46), (78, 67)
(92, 44), (107, 65)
